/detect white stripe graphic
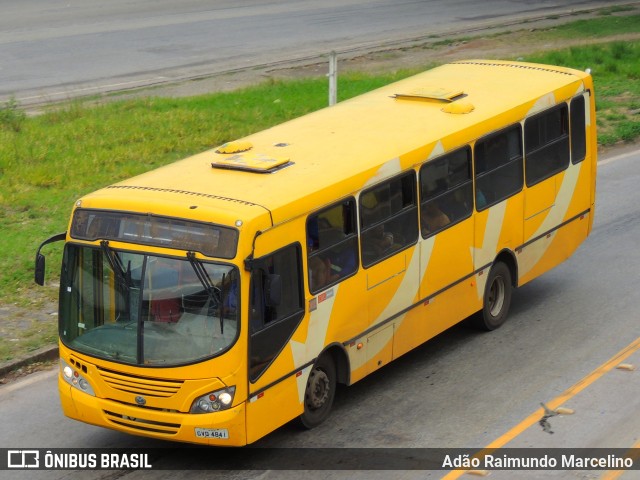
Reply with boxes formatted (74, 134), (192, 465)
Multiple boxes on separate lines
(290, 285), (339, 402)
(518, 163), (580, 278)
(471, 201), (507, 299)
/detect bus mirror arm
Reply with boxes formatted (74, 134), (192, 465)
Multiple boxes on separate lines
(244, 230), (264, 271)
(34, 232), (67, 286)
(244, 254), (255, 272)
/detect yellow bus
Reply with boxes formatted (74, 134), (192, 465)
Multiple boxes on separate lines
(35, 60), (596, 446)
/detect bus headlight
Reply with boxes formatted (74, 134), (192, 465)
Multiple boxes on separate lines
(190, 386), (236, 414)
(60, 358), (95, 396)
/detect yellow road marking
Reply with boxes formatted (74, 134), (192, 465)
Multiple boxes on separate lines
(599, 440), (640, 480)
(441, 336), (640, 480)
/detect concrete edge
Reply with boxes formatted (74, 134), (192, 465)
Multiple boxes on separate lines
(0, 345), (59, 377)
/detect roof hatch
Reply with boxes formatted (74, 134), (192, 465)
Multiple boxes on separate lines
(212, 153), (292, 173)
(394, 86), (474, 114)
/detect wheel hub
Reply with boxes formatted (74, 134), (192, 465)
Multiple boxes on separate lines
(306, 368), (330, 409)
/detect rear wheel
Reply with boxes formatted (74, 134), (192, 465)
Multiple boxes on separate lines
(298, 355), (336, 429)
(474, 262), (512, 331)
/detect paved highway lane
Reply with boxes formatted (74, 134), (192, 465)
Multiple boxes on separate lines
(0, 0), (630, 104)
(1, 148), (639, 479)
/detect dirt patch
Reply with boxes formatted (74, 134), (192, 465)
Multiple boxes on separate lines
(0, 299), (58, 368)
(0, 359), (56, 385)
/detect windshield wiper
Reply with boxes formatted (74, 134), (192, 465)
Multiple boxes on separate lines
(187, 252), (224, 334)
(100, 240), (133, 289)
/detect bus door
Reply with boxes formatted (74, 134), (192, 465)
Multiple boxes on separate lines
(245, 221), (307, 443)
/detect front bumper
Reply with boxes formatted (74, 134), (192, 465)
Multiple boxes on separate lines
(59, 375), (247, 446)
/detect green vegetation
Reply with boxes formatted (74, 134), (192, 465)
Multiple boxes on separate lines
(0, 12), (639, 362)
(598, 5), (637, 16)
(0, 72), (410, 305)
(546, 13), (640, 38)
(525, 40), (640, 145)
(0, 97), (26, 133)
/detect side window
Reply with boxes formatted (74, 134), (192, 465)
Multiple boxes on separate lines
(249, 244), (303, 331)
(474, 125), (523, 210)
(249, 243), (304, 382)
(570, 95), (587, 164)
(419, 146), (473, 237)
(360, 172), (418, 268)
(524, 103), (570, 186)
(306, 198), (359, 293)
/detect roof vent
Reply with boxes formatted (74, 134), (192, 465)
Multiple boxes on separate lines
(394, 87), (464, 102)
(215, 140), (253, 154)
(212, 153), (292, 173)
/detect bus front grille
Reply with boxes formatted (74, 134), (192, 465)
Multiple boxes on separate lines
(97, 367), (183, 398)
(103, 410), (180, 436)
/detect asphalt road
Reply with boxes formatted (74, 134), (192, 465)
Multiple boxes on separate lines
(1, 1), (639, 477)
(0, 0), (633, 105)
(0, 147), (638, 479)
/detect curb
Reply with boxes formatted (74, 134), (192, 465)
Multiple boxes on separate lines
(0, 345), (58, 377)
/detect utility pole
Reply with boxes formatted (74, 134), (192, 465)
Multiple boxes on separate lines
(328, 51), (338, 106)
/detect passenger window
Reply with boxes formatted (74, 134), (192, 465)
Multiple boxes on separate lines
(524, 104), (570, 186)
(360, 172), (418, 268)
(570, 95), (587, 164)
(420, 146), (473, 237)
(474, 125), (523, 210)
(306, 199), (358, 294)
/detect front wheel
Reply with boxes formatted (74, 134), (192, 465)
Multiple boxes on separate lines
(474, 262), (513, 331)
(298, 355), (336, 429)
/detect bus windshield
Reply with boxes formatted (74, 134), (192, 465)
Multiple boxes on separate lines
(59, 244), (239, 366)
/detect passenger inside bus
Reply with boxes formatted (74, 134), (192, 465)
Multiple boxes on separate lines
(421, 202), (450, 235)
(307, 213), (357, 290)
(308, 255), (338, 292)
(445, 187), (472, 220)
(150, 297), (182, 323)
(220, 272), (238, 318)
(368, 224), (395, 254)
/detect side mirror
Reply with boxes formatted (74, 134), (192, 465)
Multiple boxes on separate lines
(265, 274), (282, 307)
(35, 253), (46, 286)
(34, 232), (67, 286)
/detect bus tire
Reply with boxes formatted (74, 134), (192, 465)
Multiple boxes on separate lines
(474, 261), (512, 331)
(298, 354), (336, 429)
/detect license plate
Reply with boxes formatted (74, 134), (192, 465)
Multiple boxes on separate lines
(195, 428), (229, 439)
